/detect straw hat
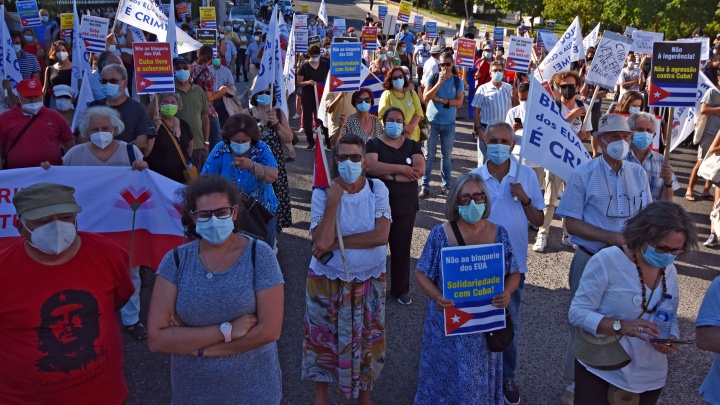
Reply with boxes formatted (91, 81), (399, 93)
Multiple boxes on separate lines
(571, 327), (631, 371)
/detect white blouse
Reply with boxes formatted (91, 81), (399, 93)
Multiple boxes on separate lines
(569, 246), (680, 393)
(309, 178), (392, 281)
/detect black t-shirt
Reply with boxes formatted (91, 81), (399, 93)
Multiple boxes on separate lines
(366, 137), (422, 216)
(89, 98), (158, 143)
(298, 60), (330, 101)
(144, 119), (193, 184)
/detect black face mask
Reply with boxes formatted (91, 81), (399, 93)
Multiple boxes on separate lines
(561, 86), (576, 99)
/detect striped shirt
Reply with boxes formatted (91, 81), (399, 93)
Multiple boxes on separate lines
(18, 51), (40, 79)
(472, 81), (513, 125)
(625, 149), (679, 202)
(556, 157), (652, 253)
(210, 65), (235, 91)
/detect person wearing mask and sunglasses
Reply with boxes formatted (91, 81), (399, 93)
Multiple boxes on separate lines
(297, 45), (331, 150)
(378, 66), (424, 142)
(334, 88), (384, 147)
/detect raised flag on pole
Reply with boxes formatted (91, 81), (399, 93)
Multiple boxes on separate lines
(0, 5), (23, 90)
(167, 0), (179, 58)
(583, 23), (600, 51)
(71, 71), (94, 133)
(71, 0), (91, 95)
(284, 21), (297, 95)
(117, 0), (201, 54)
(251, 6), (289, 118)
(318, 0), (328, 25)
(536, 16), (584, 82)
(669, 71), (714, 151)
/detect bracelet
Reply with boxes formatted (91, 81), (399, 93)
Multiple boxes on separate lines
(252, 161), (257, 175)
(664, 181), (672, 187)
(197, 348), (204, 360)
(204, 141), (210, 145)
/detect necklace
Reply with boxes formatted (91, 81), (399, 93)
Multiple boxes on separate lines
(633, 253), (667, 314)
(200, 236), (236, 279)
(391, 89), (407, 100)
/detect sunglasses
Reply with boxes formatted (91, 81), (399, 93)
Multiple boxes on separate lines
(390, 75), (405, 80)
(439, 62), (452, 67)
(356, 97), (372, 103)
(336, 154), (363, 163)
(650, 244), (686, 256)
(457, 192), (485, 206)
(100, 78), (123, 84)
(257, 91), (271, 95)
(560, 84), (576, 89)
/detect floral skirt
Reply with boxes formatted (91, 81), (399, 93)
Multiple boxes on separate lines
(301, 269), (386, 399)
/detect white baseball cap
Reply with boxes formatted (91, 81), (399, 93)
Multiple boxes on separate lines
(595, 113), (632, 136)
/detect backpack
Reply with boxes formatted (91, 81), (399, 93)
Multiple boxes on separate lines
(555, 98), (585, 126)
(428, 72), (460, 93)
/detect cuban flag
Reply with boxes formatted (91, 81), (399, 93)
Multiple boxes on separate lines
(362, 72), (385, 115)
(136, 72), (176, 93)
(201, 20), (216, 29)
(444, 298), (507, 335)
(648, 81), (698, 107)
(0, 5), (23, 90)
(505, 56), (529, 73)
(71, 0), (91, 95)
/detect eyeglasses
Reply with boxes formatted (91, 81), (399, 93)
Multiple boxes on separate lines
(101, 78), (123, 84)
(560, 84), (576, 89)
(439, 62), (452, 67)
(53, 40), (69, 46)
(457, 192), (485, 206)
(258, 91), (271, 95)
(651, 243), (686, 255)
(336, 154), (363, 162)
(356, 97), (372, 103)
(390, 75), (405, 80)
(605, 194), (642, 219)
(192, 206), (236, 222)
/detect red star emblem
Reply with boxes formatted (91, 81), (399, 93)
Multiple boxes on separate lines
(329, 75), (345, 92)
(58, 293), (67, 302)
(444, 306), (474, 334)
(648, 82), (672, 105)
(505, 57), (517, 70)
(135, 76), (155, 93)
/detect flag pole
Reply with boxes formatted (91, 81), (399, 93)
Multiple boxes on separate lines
(581, 85), (600, 131)
(513, 74), (541, 201)
(664, 107), (674, 160)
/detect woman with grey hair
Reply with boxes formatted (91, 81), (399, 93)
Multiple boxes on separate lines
(41, 105), (147, 170)
(569, 201), (698, 404)
(145, 92), (194, 183)
(413, 172), (520, 404)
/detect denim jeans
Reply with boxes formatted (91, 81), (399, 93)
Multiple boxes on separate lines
(476, 136), (488, 167)
(120, 266), (141, 326)
(422, 122), (455, 189)
(503, 272), (525, 381)
(209, 115), (221, 149)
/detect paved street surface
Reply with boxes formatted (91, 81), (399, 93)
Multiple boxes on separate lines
(121, 0), (720, 403)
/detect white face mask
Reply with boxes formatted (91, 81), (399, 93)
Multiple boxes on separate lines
(56, 98), (74, 111)
(23, 219), (77, 255)
(90, 131), (114, 149)
(603, 138), (630, 160)
(56, 51), (69, 61)
(21, 101), (43, 115)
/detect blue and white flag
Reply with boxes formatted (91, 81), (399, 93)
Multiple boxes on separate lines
(284, 20), (297, 95)
(71, 0), (91, 95)
(583, 22), (601, 51)
(167, 0), (179, 58)
(0, 5), (24, 90)
(252, 5), (288, 118)
(536, 16), (585, 82)
(71, 70), (94, 132)
(318, 0), (328, 25)
(116, 0), (201, 54)
(670, 71), (714, 151)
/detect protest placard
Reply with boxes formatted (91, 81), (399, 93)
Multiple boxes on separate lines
(648, 41), (702, 107)
(454, 38), (476, 68)
(632, 30), (664, 54)
(300, 4), (309, 13)
(383, 15), (397, 37)
(670, 71), (714, 151)
(397, 0), (412, 23)
(329, 42), (362, 92)
(413, 16), (424, 30)
(17, 1), (41, 27)
(378, 5), (388, 21)
(506, 36), (533, 73)
(441, 244), (506, 336)
(521, 75), (592, 182)
(196, 29), (217, 57)
(161, 4), (170, 17)
(479, 24), (487, 34)
(361, 26), (378, 51)
(60, 13), (74, 39)
(133, 42), (175, 94)
(80, 16), (110, 53)
(293, 14), (308, 53)
(334, 18), (346, 35)
(624, 26), (637, 36)
(493, 27), (505, 48)
(426, 22), (437, 38)
(586, 31), (633, 89)
(199, 7), (217, 28)
(678, 37), (711, 61)
(176, 3), (189, 19)
(308, 35), (321, 49)
(545, 20), (555, 30)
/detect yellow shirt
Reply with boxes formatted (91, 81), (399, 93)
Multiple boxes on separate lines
(378, 89), (424, 141)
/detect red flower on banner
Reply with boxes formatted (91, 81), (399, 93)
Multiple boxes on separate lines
(113, 186), (156, 211)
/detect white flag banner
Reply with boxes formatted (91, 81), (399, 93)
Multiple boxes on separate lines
(0, 5), (24, 89)
(537, 16), (584, 82)
(0, 166), (184, 269)
(669, 71), (715, 151)
(117, 0), (201, 54)
(318, 0), (328, 25)
(71, 70), (94, 132)
(167, 0), (179, 58)
(678, 37), (711, 61)
(520, 74), (592, 182)
(585, 31), (634, 89)
(284, 17), (297, 95)
(583, 22), (601, 51)
(71, 0), (91, 95)
(251, 6), (288, 118)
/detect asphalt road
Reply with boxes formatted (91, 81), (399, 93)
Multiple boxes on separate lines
(121, 1), (720, 403)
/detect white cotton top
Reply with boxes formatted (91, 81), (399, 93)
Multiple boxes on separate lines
(309, 178), (392, 282)
(569, 246), (680, 393)
(62, 141), (142, 167)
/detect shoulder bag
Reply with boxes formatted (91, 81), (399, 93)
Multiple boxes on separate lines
(2, 114), (40, 169)
(698, 152), (720, 185)
(161, 120), (198, 183)
(234, 159), (274, 242)
(449, 221), (514, 352)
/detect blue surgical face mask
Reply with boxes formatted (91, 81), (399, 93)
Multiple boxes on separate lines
(627, 62), (635, 69)
(175, 69), (191, 82)
(492, 71), (504, 82)
(632, 131), (654, 150)
(102, 83), (121, 99)
(225, 25), (232, 31)
(195, 216), (235, 245)
(486, 143), (511, 165)
(338, 160), (363, 184)
(356, 101), (371, 113)
(385, 122), (403, 138)
(387, 51), (394, 57)
(642, 244), (677, 268)
(230, 141), (251, 155)
(379, 54), (386, 60)
(13, 44), (22, 53)
(212, 58), (221, 67)
(23, 35), (33, 42)
(310, 56), (320, 62)
(392, 78), (404, 90)
(458, 201), (486, 224)
(257, 93), (272, 106)
(41, 16), (49, 23)
(628, 106), (641, 114)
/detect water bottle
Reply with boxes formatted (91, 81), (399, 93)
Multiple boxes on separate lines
(654, 294), (674, 339)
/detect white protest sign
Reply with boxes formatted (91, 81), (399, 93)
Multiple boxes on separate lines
(506, 36), (534, 73)
(631, 30), (664, 54)
(624, 26), (637, 36)
(586, 31), (634, 89)
(117, 0), (201, 54)
(413, 15), (424, 30)
(678, 37), (711, 61)
(334, 18), (346, 34)
(538, 30), (558, 52)
(669, 71), (714, 151)
(583, 22), (600, 51)
(79, 16), (110, 53)
(537, 16), (584, 81)
(520, 74), (592, 182)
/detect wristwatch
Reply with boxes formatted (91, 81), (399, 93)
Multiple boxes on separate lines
(613, 319), (622, 335)
(220, 322), (232, 342)
(521, 198), (532, 207)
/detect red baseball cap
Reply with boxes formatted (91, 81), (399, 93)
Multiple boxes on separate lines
(17, 79), (43, 97)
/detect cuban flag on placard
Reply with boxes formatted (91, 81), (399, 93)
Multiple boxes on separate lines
(505, 56), (530, 73)
(329, 75), (361, 92)
(201, 20), (216, 28)
(444, 298), (507, 335)
(136, 73), (176, 93)
(83, 37), (107, 53)
(648, 82), (698, 107)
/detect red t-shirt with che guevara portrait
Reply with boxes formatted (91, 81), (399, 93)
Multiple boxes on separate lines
(0, 232), (134, 404)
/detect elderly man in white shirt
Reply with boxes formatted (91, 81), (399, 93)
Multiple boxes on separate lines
(473, 61), (515, 165)
(419, 45), (442, 99)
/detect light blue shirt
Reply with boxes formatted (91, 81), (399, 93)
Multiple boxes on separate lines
(698, 276), (720, 405)
(472, 159), (545, 273)
(424, 73), (464, 125)
(472, 81), (513, 126)
(625, 149), (679, 202)
(395, 31), (414, 54)
(556, 157), (651, 253)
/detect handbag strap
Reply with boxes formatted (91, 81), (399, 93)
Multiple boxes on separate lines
(449, 221), (466, 246)
(126, 143), (136, 163)
(161, 119), (189, 168)
(3, 113), (40, 165)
